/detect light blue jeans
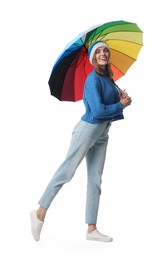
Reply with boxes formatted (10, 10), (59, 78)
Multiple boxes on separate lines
(38, 120), (111, 224)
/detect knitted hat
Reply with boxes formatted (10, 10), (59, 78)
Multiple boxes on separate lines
(88, 41), (110, 65)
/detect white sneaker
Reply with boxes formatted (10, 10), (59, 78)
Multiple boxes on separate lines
(86, 230), (113, 242)
(30, 210), (44, 241)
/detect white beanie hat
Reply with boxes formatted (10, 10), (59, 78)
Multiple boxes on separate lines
(88, 41), (110, 65)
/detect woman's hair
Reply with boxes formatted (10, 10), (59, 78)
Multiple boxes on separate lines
(93, 53), (114, 79)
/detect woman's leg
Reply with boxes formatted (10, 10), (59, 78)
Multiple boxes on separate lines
(30, 121), (111, 241)
(38, 121), (96, 211)
(36, 122), (111, 222)
(30, 121), (96, 241)
(38, 121), (111, 213)
(85, 124), (113, 242)
(85, 124), (110, 227)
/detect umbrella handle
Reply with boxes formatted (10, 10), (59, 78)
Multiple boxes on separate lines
(111, 79), (124, 94)
(116, 85), (124, 95)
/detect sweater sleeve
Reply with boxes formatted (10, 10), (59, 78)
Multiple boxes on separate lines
(84, 78), (124, 119)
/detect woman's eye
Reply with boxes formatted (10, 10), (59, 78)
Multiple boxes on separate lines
(95, 48), (109, 54)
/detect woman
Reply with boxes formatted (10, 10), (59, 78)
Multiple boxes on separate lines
(30, 41), (132, 242)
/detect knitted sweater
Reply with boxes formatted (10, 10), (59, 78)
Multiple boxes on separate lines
(81, 69), (124, 124)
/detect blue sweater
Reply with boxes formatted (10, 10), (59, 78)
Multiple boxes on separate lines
(81, 69), (124, 124)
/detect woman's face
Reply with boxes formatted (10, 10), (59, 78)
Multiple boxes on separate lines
(94, 46), (110, 68)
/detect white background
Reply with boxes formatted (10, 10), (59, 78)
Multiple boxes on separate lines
(0, 0), (167, 259)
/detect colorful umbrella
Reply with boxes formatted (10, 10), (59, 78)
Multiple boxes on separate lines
(48, 20), (143, 101)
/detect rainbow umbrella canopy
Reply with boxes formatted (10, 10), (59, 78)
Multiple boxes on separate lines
(48, 20), (143, 101)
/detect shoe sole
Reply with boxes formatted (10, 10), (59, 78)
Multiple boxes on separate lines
(86, 237), (113, 242)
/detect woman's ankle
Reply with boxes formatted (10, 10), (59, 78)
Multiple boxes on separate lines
(87, 224), (97, 233)
(37, 207), (47, 221)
